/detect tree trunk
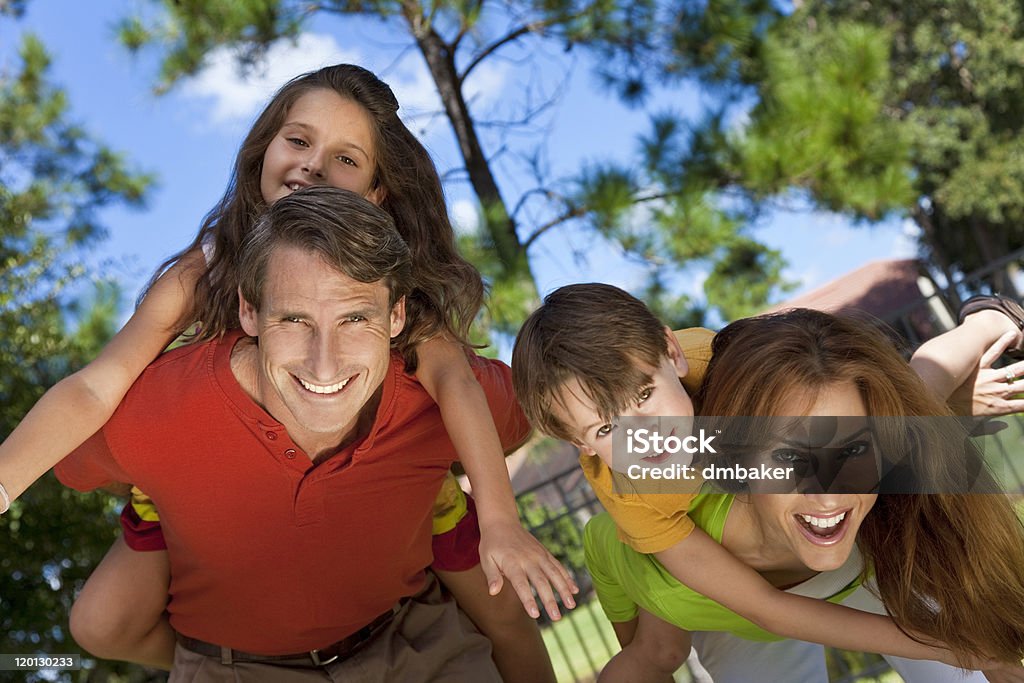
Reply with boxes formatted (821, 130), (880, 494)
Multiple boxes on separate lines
(912, 204), (960, 302)
(404, 10), (537, 292)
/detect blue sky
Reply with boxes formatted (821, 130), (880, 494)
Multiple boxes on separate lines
(2, 1), (917, 330)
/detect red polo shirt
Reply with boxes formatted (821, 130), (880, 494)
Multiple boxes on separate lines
(55, 330), (530, 654)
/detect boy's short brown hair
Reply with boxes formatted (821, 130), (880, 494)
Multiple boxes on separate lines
(512, 283), (668, 442)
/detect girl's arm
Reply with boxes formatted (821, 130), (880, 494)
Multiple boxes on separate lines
(655, 529), (966, 666)
(0, 250), (204, 507)
(415, 337), (579, 620)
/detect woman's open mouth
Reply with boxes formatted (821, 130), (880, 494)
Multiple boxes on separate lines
(793, 509), (850, 546)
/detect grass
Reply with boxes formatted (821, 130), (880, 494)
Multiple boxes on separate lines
(540, 602), (914, 683)
(541, 601), (617, 683)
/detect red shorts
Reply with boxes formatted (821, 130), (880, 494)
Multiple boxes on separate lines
(120, 502), (168, 551)
(430, 494), (481, 572)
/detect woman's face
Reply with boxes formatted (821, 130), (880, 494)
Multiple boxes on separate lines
(746, 381), (878, 572)
(260, 89), (383, 207)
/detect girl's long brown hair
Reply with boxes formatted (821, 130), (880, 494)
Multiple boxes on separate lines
(145, 64), (483, 368)
(696, 308), (1024, 665)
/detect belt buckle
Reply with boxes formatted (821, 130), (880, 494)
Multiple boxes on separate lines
(309, 649), (339, 667)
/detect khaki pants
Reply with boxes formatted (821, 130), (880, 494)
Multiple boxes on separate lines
(170, 573), (501, 683)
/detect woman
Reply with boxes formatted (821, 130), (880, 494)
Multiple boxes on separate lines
(585, 308), (1024, 682)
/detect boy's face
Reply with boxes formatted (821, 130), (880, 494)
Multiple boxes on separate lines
(553, 328), (694, 473)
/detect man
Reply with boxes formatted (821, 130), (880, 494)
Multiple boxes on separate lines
(56, 187), (527, 681)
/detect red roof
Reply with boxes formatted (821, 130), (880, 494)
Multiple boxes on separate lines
(765, 258), (924, 319)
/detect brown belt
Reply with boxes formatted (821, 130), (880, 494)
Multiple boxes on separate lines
(178, 602), (403, 667)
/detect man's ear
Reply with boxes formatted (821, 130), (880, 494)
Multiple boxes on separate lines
(664, 326), (689, 378)
(389, 296), (407, 338)
(239, 287), (259, 337)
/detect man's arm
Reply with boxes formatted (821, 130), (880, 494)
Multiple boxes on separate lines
(53, 427), (132, 493)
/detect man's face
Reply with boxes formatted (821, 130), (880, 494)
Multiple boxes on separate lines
(239, 245), (405, 453)
(552, 328), (694, 473)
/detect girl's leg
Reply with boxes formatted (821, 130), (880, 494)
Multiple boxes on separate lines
(600, 609), (691, 683)
(435, 564), (556, 683)
(69, 536), (174, 669)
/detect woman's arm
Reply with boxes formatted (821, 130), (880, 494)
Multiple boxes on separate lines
(0, 250), (203, 507)
(655, 529), (964, 665)
(415, 337), (578, 619)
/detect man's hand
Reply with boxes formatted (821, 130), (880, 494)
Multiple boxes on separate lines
(477, 518), (578, 620)
(949, 330), (1024, 417)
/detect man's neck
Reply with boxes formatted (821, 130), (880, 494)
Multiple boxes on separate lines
(229, 336), (380, 462)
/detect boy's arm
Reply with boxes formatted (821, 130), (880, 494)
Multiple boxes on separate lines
(654, 529), (963, 665)
(0, 250), (202, 508)
(910, 308), (1024, 413)
(415, 337), (578, 620)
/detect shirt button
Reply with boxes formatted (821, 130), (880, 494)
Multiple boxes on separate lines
(265, 431), (277, 440)
(284, 449), (296, 459)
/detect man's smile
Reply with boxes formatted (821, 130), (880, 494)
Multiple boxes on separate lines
(296, 374), (355, 395)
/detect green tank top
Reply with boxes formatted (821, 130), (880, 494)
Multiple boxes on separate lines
(646, 493), (864, 640)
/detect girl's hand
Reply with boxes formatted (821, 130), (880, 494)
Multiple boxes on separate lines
(949, 331), (1024, 417)
(478, 518), (578, 621)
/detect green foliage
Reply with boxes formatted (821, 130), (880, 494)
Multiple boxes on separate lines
(737, 22), (915, 219)
(118, 0), (301, 93)
(704, 238), (794, 321)
(517, 492), (586, 571)
(1, 21), (156, 682)
(668, 0), (1024, 278)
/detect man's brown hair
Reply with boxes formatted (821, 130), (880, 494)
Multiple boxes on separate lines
(512, 283), (668, 441)
(238, 186), (412, 310)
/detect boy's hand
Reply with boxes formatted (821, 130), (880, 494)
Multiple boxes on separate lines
(478, 519), (579, 620)
(949, 330), (1024, 417)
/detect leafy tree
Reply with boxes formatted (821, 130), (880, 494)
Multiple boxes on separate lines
(649, 0), (1024, 296)
(117, 0), (792, 330)
(1, 11), (156, 681)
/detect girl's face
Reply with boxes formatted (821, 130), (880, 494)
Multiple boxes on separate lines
(260, 89), (384, 207)
(745, 381), (878, 573)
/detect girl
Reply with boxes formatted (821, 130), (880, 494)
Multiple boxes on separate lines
(586, 307), (1024, 682)
(0, 64), (572, 682)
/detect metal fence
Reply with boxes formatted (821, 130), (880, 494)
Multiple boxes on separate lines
(515, 251), (1024, 682)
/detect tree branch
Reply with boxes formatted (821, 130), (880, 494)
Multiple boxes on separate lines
(523, 190), (676, 249)
(524, 205), (587, 248)
(460, 22), (542, 83)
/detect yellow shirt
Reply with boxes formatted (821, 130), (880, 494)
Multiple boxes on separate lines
(579, 328), (715, 554)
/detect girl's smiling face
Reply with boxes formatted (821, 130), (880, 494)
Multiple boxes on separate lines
(260, 89), (383, 207)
